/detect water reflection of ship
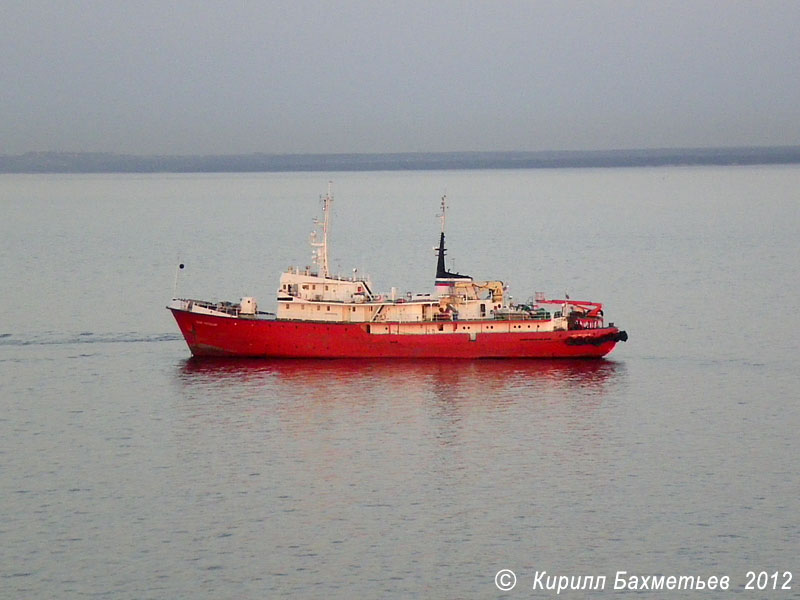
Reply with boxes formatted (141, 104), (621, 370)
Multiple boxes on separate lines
(174, 358), (626, 482)
(178, 357), (624, 401)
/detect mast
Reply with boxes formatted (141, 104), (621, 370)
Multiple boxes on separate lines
(439, 193), (447, 235)
(435, 194), (471, 295)
(436, 194), (448, 279)
(311, 182), (333, 277)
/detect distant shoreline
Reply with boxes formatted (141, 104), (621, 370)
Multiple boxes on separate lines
(2, 146), (800, 173)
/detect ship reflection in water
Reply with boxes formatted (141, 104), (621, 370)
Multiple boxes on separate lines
(176, 357), (625, 408)
(172, 358), (628, 486)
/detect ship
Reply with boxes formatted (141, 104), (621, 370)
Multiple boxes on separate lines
(168, 188), (627, 358)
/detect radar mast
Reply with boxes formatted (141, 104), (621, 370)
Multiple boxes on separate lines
(310, 182), (333, 277)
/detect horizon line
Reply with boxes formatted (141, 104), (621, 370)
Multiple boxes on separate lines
(3, 145), (800, 174)
(5, 143), (800, 158)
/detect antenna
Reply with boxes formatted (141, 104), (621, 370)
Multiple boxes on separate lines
(438, 193), (447, 234)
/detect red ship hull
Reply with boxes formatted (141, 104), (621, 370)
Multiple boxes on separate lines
(170, 308), (624, 359)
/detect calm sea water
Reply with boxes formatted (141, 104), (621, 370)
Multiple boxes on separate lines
(1, 167), (798, 598)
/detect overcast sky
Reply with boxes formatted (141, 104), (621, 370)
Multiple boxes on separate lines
(2, 1), (799, 155)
